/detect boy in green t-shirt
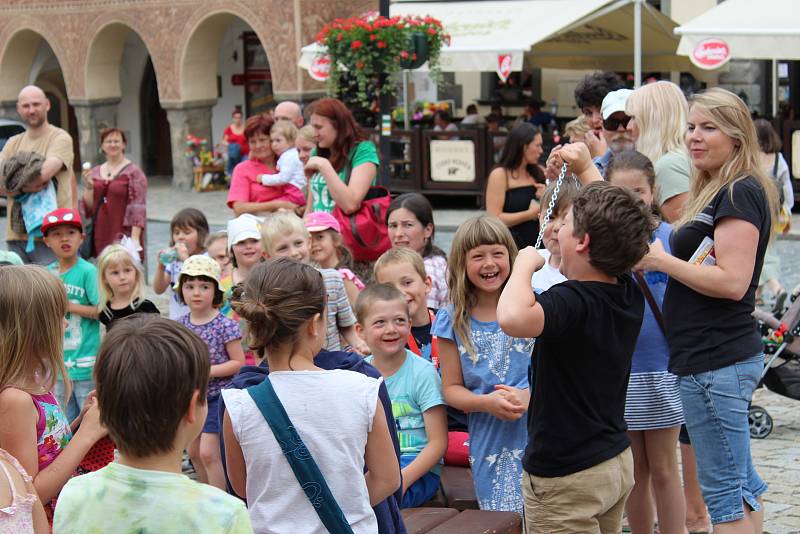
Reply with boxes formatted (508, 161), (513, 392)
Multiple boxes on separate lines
(42, 208), (100, 421)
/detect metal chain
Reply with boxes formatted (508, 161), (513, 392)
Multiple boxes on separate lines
(534, 163), (569, 249)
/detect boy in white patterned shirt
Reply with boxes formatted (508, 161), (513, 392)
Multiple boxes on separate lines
(260, 211), (369, 354)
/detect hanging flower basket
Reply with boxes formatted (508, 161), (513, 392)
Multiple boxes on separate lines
(316, 13), (450, 108)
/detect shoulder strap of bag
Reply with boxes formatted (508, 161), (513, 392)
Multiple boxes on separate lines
(246, 378), (355, 534)
(341, 146), (355, 185)
(773, 153), (780, 177)
(633, 271), (666, 335)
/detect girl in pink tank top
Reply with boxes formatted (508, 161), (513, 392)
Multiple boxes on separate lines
(0, 266), (107, 520)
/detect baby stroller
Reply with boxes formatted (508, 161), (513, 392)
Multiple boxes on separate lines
(749, 289), (800, 438)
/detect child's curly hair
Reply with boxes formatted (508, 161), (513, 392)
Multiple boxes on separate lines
(230, 258), (325, 358)
(571, 182), (652, 277)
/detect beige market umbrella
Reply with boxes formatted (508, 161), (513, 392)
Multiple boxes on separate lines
(300, 0), (690, 85)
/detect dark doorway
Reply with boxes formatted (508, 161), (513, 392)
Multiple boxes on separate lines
(243, 32), (273, 116)
(44, 90), (81, 173)
(139, 57), (173, 176)
(45, 91), (61, 127)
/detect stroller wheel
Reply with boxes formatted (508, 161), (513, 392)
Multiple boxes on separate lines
(749, 405), (773, 439)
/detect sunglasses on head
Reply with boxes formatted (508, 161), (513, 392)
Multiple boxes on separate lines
(603, 114), (632, 131)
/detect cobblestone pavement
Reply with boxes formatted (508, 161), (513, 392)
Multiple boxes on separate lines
(751, 388), (800, 533)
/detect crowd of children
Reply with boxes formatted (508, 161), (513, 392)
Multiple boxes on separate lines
(0, 85), (778, 534)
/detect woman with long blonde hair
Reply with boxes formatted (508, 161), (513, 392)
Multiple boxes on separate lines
(431, 215), (531, 513)
(638, 87), (778, 533)
(626, 81), (692, 223)
(626, 80), (704, 533)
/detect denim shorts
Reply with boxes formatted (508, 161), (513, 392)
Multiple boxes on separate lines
(399, 454), (441, 508)
(679, 354), (768, 524)
(202, 394), (221, 434)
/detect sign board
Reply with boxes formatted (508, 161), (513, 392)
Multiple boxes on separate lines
(497, 54), (512, 82)
(690, 38), (731, 70)
(309, 55), (331, 82)
(231, 72), (271, 86)
(792, 130), (800, 178)
(430, 140), (476, 182)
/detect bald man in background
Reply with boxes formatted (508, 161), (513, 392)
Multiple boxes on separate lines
(273, 101), (305, 129)
(0, 85), (76, 264)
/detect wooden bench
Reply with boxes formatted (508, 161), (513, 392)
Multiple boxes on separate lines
(421, 487), (447, 508)
(439, 466), (478, 510)
(401, 507), (460, 534)
(427, 509), (522, 534)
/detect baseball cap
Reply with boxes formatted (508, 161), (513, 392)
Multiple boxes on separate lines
(601, 89), (634, 120)
(41, 208), (83, 235)
(0, 250), (23, 266)
(174, 254), (223, 291)
(304, 211), (341, 233)
(227, 214), (263, 247)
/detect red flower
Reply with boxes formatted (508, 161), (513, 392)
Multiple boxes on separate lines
(412, 53), (417, 61)
(351, 40), (362, 49)
(400, 50), (409, 59)
(356, 61), (365, 69)
(337, 33), (343, 41)
(377, 40), (386, 49)
(427, 27), (437, 35)
(370, 34), (377, 41)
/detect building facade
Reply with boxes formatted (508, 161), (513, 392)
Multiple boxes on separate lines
(0, 0), (370, 188)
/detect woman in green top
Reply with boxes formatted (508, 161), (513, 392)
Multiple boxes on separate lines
(304, 98), (379, 214)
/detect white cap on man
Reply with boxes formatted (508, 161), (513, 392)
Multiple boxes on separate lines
(601, 89), (634, 120)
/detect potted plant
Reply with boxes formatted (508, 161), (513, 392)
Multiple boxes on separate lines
(316, 13), (450, 108)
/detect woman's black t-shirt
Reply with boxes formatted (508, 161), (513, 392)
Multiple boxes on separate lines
(663, 176), (771, 376)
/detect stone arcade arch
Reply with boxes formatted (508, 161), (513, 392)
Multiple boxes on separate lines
(169, 10), (276, 189)
(0, 28), (65, 116)
(0, 28), (80, 170)
(0, 1), (371, 190)
(82, 22), (172, 175)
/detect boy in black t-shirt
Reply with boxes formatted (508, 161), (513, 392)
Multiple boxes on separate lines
(498, 179), (652, 532)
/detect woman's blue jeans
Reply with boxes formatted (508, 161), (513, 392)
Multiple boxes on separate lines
(227, 142), (243, 175)
(679, 354), (768, 524)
